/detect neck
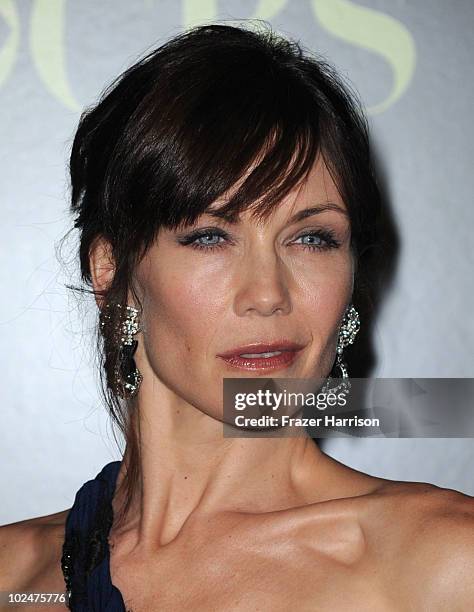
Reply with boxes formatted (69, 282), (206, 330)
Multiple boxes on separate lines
(110, 380), (344, 554)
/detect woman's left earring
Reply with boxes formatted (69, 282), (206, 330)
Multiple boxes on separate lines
(321, 304), (360, 395)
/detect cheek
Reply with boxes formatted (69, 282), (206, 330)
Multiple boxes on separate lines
(298, 254), (353, 312)
(141, 261), (227, 362)
(296, 255), (353, 358)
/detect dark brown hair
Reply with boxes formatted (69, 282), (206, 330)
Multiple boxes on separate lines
(61, 21), (381, 528)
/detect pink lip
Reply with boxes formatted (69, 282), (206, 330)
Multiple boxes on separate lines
(217, 340), (305, 372)
(217, 340), (305, 358)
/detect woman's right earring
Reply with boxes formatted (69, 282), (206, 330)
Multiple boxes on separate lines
(100, 302), (143, 399)
(117, 305), (143, 398)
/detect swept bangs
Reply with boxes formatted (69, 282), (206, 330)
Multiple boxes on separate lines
(71, 23), (378, 283)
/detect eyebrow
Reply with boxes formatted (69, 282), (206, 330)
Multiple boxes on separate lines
(206, 202), (348, 225)
(285, 202), (348, 224)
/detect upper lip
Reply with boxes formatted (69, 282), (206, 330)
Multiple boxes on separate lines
(217, 340), (305, 358)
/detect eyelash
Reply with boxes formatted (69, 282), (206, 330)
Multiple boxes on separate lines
(178, 228), (341, 252)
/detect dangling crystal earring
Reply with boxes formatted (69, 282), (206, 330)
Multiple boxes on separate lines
(321, 304), (360, 395)
(100, 303), (143, 399)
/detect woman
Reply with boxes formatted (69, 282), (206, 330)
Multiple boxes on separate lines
(1, 22), (473, 612)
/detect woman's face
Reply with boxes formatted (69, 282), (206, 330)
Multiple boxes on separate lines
(131, 155), (354, 417)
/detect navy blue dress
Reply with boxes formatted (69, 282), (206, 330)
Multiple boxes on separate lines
(61, 461), (126, 611)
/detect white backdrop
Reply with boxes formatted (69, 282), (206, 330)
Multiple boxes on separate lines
(1, 0), (473, 524)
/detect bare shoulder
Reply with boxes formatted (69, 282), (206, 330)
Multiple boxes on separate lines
(369, 479), (474, 610)
(0, 509), (71, 592)
(406, 484), (474, 609)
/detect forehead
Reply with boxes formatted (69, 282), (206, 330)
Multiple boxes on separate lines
(291, 155), (343, 204)
(206, 154), (346, 224)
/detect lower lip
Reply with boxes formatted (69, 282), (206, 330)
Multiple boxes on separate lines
(218, 350), (301, 371)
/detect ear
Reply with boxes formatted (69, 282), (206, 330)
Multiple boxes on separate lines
(89, 236), (115, 308)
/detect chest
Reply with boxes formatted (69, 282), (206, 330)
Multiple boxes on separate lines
(109, 520), (396, 611)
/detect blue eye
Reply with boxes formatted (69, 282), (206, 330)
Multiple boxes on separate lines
(294, 230), (340, 251)
(194, 232), (222, 247)
(179, 229), (228, 251)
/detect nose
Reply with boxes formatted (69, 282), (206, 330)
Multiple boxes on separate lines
(233, 250), (292, 317)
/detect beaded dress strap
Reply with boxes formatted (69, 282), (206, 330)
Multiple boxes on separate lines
(61, 461), (124, 611)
